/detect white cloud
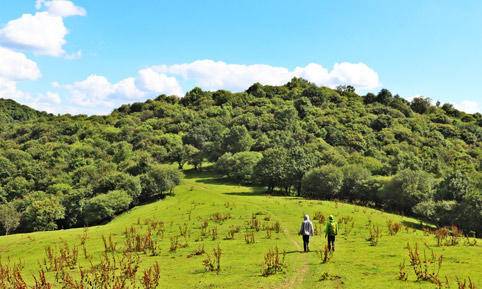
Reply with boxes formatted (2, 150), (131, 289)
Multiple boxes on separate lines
(0, 12), (67, 56)
(40, 0), (86, 17)
(136, 68), (183, 95)
(454, 100), (481, 114)
(0, 46), (41, 80)
(0, 1), (85, 57)
(114, 77), (145, 99)
(64, 74), (115, 107)
(58, 71), (181, 114)
(43, 91), (61, 104)
(149, 59), (381, 92)
(324, 62), (380, 89)
(0, 77), (62, 114)
(0, 47), (51, 112)
(152, 60), (292, 91)
(0, 77), (29, 101)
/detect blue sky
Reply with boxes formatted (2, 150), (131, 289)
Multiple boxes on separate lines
(0, 0), (481, 114)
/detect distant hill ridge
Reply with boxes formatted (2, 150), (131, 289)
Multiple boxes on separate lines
(0, 98), (49, 123)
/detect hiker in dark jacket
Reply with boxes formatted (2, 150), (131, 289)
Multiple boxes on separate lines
(299, 214), (314, 252)
(324, 215), (338, 252)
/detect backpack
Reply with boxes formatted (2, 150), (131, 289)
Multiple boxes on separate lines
(328, 221), (337, 236)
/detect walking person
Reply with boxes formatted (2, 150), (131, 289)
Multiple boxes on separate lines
(299, 214), (314, 252)
(324, 215), (338, 252)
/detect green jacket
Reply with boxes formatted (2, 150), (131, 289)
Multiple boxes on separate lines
(325, 220), (338, 237)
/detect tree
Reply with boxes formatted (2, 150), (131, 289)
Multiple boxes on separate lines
(301, 86), (327, 106)
(287, 147), (318, 196)
(376, 89), (393, 104)
(301, 165), (344, 199)
(83, 190), (133, 225)
(222, 125), (253, 153)
(413, 200), (457, 227)
(215, 151), (262, 183)
(187, 148), (204, 170)
(436, 171), (473, 202)
(293, 97), (311, 118)
(140, 165), (183, 201)
(371, 115), (392, 131)
(22, 192), (65, 231)
(254, 147), (290, 193)
(410, 97), (432, 114)
(0, 156), (16, 180)
(95, 172), (142, 201)
(274, 107), (298, 130)
(341, 165), (372, 200)
(383, 170), (435, 213)
(110, 141), (133, 163)
(122, 151), (153, 175)
(169, 144), (198, 169)
(0, 203), (20, 235)
(3, 176), (33, 201)
(246, 83), (266, 98)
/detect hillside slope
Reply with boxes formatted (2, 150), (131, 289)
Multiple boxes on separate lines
(0, 172), (479, 289)
(0, 80), (480, 238)
(0, 98), (49, 123)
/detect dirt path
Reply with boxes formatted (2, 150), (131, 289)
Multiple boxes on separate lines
(278, 228), (309, 289)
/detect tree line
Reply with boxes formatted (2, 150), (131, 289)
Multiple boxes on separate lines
(0, 78), (480, 235)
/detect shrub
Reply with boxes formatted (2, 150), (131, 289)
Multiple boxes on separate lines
(261, 246), (286, 276)
(398, 260), (408, 281)
(141, 262), (161, 289)
(383, 169), (435, 213)
(203, 244), (222, 274)
(387, 220), (402, 236)
(0, 203), (20, 235)
(21, 192), (65, 231)
(301, 165), (344, 199)
(244, 231), (255, 244)
(341, 164), (371, 200)
(320, 244), (331, 263)
(367, 225), (381, 246)
(140, 164), (183, 201)
(215, 151), (262, 183)
(406, 243), (443, 284)
(83, 190), (132, 224)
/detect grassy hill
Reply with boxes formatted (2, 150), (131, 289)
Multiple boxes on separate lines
(0, 171), (479, 289)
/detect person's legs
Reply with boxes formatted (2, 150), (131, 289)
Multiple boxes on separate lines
(328, 235), (335, 252)
(302, 235), (309, 252)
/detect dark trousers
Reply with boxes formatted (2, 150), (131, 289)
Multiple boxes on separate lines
(327, 235), (336, 251)
(302, 235), (310, 252)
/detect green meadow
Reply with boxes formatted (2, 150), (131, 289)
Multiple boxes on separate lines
(0, 171), (480, 289)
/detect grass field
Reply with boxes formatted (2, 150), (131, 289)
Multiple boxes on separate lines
(0, 170), (480, 289)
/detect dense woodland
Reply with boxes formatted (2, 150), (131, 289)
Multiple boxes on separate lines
(0, 78), (480, 235)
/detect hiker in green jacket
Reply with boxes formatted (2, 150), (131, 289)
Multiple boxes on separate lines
(324, 215), (338, 252)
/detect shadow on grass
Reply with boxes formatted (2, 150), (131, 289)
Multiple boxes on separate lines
(183, 168), (219, 179)
(401, 220), (434, 231)
(195, 176), (242, 186)
(285, 250), (304, 254)
(222, 188), (266, 197)
(183, 168), (299, 198)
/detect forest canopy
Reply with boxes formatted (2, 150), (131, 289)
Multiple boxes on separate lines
(0, 78), (480, 235)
